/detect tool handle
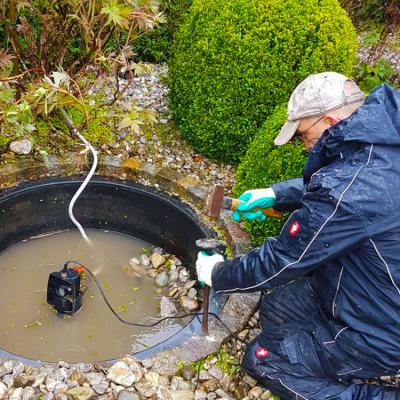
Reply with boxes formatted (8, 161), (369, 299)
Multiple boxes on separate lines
(199, 250), (216, 287)
(231, 198), (283, 219)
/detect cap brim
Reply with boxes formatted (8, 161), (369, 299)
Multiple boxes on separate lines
(274, 120), (300, 146)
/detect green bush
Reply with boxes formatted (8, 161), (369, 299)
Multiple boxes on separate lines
(234, 104), (307, 245)
(169, 0), (357, 163)
(132, 0), (193, 62)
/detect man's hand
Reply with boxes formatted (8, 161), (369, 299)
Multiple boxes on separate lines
(196, 251), (224, 287)
(232, 188), (276, 222)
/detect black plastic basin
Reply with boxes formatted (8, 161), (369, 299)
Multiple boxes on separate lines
(0, 176), (217, 364)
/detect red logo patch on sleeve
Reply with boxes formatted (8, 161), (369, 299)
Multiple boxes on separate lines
(289, 220), (300, 236)
(255, 347), (269, 359)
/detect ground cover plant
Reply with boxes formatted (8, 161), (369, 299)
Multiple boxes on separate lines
(168, 0), (357, 164)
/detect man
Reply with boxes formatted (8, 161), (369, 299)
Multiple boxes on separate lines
(196, 72), (400, 399)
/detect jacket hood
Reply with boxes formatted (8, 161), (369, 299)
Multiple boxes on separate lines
(304, 84), (400, 179)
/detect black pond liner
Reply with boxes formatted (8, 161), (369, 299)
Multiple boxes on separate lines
(0, 176), (225, 366)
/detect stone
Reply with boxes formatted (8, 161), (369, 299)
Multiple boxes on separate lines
(3, 374), (14, 387)
(201, 379), (219, 392)
(214, 389), (234, 400)
(3, 360), (16, 374)
(148, 269), (158, 278)
(261, 390), (274, 400)
(0, 366), (7, 378)
(171, 390), (194, 400)
(194, 390), (207, 400)
(248, 386), (263, 399)
(129, 258), (140, 266)
(169, 269), (179, 283)
(9, 139), (33, 155)
(153, 247), (165, 255)
(178, 269), (190, 283)
(144, 372), (159, 386)
(111, 383), (125, 396)
(77, 363), (92, 373)
(121, 357), (143, 382)
(220, 374), (231, 392)
(198, 370), (210, 382)
(242, 375), (257, 388)
(107, 361), (136, 387)
(0, 382), (7, 398)
(10, 388), (23, 400)
(150, 252), (166, 269)
(183, 280), (197, 290)
(155, 271), (169, 287)
(160, 296), (178, 318)
(179, 296), (199, 312)
(32, 372), (46, 388)
(181, 365), (196, 381)
(170, 377), (190, 391)
(169, 256), (182, 266)
(156, 386), (171, 400)
(92, 380), (109, 395)
(46, 370), (65, 386)
(47, 381), (68, 393)
(21, 387), (35, 400)
(158, 375), (169, 388)
(53, 395), (68, 400)
(139, 255), (150, 267)
(141, 358), (153, 370)
(117, 390), (141, 400)
(14, 375), (35, 388)
(13, 362), (25, 375)
(85, 372), (104, 386)
(134, 381), (156, 398)
(67, 386), (95, 400)
(209, 366), (223, 381)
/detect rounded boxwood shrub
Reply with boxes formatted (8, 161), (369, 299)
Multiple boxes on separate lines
(234, 103), (307, 245)
(169, 0), (357, 163)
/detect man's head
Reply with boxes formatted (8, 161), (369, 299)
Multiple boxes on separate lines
(274, 72), (365, 150)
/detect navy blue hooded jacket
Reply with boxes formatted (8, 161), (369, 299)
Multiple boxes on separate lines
(212, 84), (400, 374)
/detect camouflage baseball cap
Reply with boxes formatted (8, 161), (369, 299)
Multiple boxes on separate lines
(274, 72), (365, 146)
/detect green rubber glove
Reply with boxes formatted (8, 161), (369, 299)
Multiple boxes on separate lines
(232, 188), (276, 222)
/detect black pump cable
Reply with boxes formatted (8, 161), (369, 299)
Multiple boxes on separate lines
(64, 261), (247, 343)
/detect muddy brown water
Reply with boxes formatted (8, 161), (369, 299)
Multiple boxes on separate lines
(0, 230), (187, 363)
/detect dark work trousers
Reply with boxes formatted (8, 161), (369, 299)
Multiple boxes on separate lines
(241, 279), (400, 400)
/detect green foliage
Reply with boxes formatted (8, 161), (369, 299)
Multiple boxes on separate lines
(362, 28), (384, 47)
(132, 0), (193, 62)
(0, 1), (161, 150)
(214, 348), (240, 376)
(1, 0), (164, 76)
(169, 0), (357, 163)
(234, 104), (307, 245)
(339, 0), (387, 25)
(356, 59), (398, 93)
(191, 347), (241, 376)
